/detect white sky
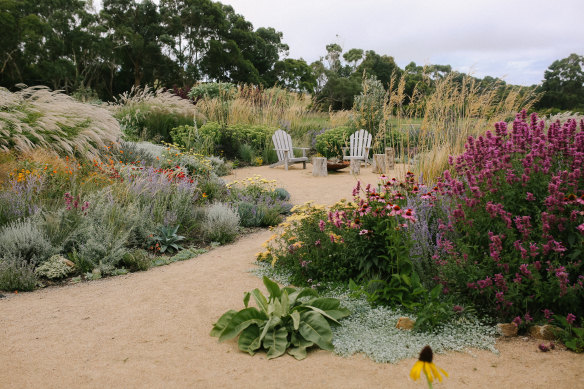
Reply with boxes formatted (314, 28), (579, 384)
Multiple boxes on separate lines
(219, 0), (584, 86)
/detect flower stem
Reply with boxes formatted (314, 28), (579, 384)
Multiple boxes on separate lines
(426, 375), (433, 389)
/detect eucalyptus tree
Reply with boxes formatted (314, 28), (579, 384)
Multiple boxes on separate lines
(160, 0), (226, 86)
(538, 53), (584, 110)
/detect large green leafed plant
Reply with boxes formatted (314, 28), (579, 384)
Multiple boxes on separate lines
(210, 276), (350, 360)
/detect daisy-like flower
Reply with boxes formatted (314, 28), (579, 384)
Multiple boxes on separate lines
(410, 346), (448, 387)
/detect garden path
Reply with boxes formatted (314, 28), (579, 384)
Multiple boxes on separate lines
(1, 165), (583, 388)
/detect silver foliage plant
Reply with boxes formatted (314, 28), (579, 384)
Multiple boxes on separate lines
(203, 202), (240, 244)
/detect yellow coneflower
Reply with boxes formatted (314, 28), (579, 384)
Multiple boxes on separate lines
(410, 346), (448, 387)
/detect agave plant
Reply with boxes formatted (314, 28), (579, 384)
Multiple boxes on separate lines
(211, 276), (351, 360)
(153, 224), (185, 253)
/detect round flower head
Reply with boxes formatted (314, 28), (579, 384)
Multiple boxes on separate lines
(410, 346), (448, 385)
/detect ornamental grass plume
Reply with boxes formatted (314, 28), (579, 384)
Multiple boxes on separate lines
(410, 345), (448, 388)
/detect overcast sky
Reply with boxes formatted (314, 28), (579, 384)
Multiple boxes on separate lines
(219, 0), (583, 86)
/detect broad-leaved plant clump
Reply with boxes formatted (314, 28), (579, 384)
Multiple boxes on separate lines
(435, 110), (584, 323)
(211, 276), (350, 360)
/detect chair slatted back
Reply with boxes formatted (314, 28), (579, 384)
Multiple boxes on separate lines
(349, 129), (372, 158)
(272, 129), (293, 162)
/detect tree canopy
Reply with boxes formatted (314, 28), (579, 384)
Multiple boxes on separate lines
(537, 53), (584, 111)
(0, 0), (578, 111)
(0, 0), (294, 99)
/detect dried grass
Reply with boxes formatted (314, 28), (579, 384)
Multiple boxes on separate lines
(0, 86), (121, 160)
(195, 85), (314, 129)
(372, 72), (540, 183)
(110, 86), (200, 120)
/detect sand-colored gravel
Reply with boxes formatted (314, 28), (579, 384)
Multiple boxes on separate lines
(1, 164), (583, 388)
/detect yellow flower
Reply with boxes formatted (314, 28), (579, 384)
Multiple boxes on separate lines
(410, 346), (448, 386)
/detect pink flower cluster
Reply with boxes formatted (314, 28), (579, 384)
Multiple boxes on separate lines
(434, 111), (584, 322)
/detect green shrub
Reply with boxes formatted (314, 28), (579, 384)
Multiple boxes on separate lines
(107, 141), (159, 167)
(237, 201), (264, 227)
(188, 82), (236, 100)
(169, 247), (208, 262)
(203, 202), (240, 244)
(211, 276), (350, 360)
(170, 124), (214, 155)
(34, 255), (73, 280)
(261, 175), (430, 310)
(77, 224), (128, 274)
(198, 122), (277, 160)
(0, 218), (54, 264)
(119, 249), (152, 272)
(315, 126), (353, 159)
(206, 156), (231, 177)
(261, 148), (278, 165)
(143, 110), (193, 142)
(0, 255), (37, 291)
(229, 177), (292, 228)
(198, 175), (229, 203)
(274, 188), (290, 201)
(237, 143), (255, 163)
(112, 87), (198, 143)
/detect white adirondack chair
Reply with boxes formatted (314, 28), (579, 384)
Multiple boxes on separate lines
(343, 129), (372, 166)
(270, 129), (309, 170)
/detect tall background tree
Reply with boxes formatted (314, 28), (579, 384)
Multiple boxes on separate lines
(537, 53), (584, 111)
(0, 0), (292, 99)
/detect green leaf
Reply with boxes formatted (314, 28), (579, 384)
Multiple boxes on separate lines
(298, 311), (334, 351)
(303, 306), (341, 325)
(251, 289), (268, 313)
(288, 287), (318, 307)
(287, 333), (315, 360)
(210, 310), (238, 338)
(304, 297), (340, 311)
(280, 290), (290, 315)
(243, 292), (251, 308)
(263, 326), (289, 359)
(263, 276), (281, 299)
(219, 308), (268, 342)
(259, 316), (282, 343)
(238, 325), (261, 355)
(324, 308), (351, 321)
(291, 310), (301, 330)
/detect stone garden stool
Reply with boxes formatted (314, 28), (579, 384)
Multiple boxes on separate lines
(385, 147), (395, 170)
(312, 157), (327, 177)
(346, 157), (361, 175)
(372, 154), (385, 174)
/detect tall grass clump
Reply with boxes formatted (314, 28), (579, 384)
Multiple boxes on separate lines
(193, 84), (326, 140)
(111, 86), (200, 142)
(357, 71), (538, 182)
(415, 74), (539, 182)
(0, 86), (121, 161)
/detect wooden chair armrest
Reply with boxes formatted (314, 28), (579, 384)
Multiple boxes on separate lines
(293, 147), (309, 157)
